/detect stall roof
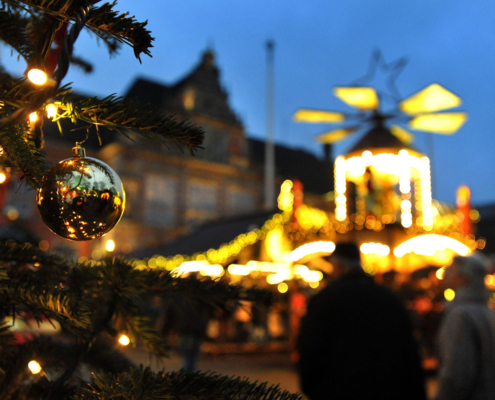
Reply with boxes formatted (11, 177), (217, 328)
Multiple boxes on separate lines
(130, 210), (276, 259)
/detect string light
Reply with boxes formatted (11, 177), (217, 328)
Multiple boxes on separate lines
(278, 282), (288, 293)
(27, 69), (48, 85)
(118, 334), (130, 346)
(286, 241), (336, 262)
(105, 240), (115, 252)
(394, 235), (470, 258)
(444, 288), (455, 301)
(46, 104), (57, 118)
(29, 112), (38, 123)
(360, 242), (390, 257)
(420, 157), (433, 230)
(0, 173), (6, 184)
(28, 360), (42, 374)
(334, 156), (347, 221)
(436, 267), (445, 280)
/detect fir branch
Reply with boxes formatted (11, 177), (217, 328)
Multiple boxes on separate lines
(11, 287), (91, 330)
(0, 9), (34, 62)
(53, 94), (205, 153)
(118, 313), (170, 358)
(5, 0), (154, 61)
(0, 242), (70, 271)
(0, 125), (48, 187)
(144, 268), (272, 309)
(79, 366), (304, 400)
(70, 54), (93, 73)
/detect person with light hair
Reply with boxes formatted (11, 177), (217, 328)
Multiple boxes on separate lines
(435, 254), (495, 400)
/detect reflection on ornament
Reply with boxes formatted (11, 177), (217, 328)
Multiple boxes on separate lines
(37, 146), (125, 241)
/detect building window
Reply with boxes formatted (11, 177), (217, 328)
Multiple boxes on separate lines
(227, 188), (255, 217)
(186, 181), (218, 227)
(143, 174), (177, 228)
(196, 126), (228, 163)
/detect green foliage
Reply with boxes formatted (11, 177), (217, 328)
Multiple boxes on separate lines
(0, 0), (204, 187)
(78, 366), (304, 400)
(0, 242), (276, 399)
(0, 1), (288, 399)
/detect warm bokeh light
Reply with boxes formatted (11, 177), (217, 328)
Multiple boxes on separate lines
(436, 267), (445, 280)
(27, 68), (48, 85)
(28, 360), (42, 374)
(286, 241), (336, 263)
(390, 125), (414, 144)
(0, 173), (6, 184)
(409, 112), (468, 134)
(105, 240), (115, 252)
(333, 86), (379, 110)
(91, 249), (103, 260)
(7, 208), (19, 221)
(360, 242), (390, 257)
(278, 282), (288, 293)
(118, 334), (130, 346)
(38, 240), (50, 251)
(309, 281), (319, 289)
(334, 156), (347, 221)
(46, 104), (57, 118)
(29, 112), (38, 123)
(293, 109), (346, 123)
(315, 128), (357, 144)
(444, 288), (455, 301)
(394, 235), (470, 258)
(399, 83), (462, 114)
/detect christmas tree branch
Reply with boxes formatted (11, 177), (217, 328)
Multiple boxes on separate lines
(0, 126), (47, 186)
(53, 94), (205, 153)
(0, 9), (33, 62)
(4, 0), (154, 61)
(79, 366), (304, 400)
(9, 287), (91, 330)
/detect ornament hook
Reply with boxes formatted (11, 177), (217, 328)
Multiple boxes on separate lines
(72, 128), (90, 158)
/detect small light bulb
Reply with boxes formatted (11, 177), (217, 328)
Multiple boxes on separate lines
(0, 173), (6, 184)
(46, 104), (57, 118)
(118, 334), (130, 346)
(28, 360), (42, 374)
(27, 69), (48, 85)
(106, 240), (115, 252)
(29, 112), (38, 123)
(444, 288), (455, 301)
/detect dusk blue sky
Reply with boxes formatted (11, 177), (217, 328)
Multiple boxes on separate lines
(3, 1), (495, 205)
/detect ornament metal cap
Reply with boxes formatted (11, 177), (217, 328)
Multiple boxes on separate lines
(72, 143), (86, 158)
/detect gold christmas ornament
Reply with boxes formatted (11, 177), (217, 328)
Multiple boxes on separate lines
(37, 145), (125, 241)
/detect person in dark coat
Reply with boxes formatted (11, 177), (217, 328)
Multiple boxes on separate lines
(176, 295), (214, 372)
(297, 242), (426, 400)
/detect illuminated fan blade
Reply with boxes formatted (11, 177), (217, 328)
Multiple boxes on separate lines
(408, 112), (468, 134)
(315, 127), (358, 144)
(390, 125), (415, 144)
(293, 109), (346, 123)
(333, 87), (379, 110)
(399, 83), (462, 114)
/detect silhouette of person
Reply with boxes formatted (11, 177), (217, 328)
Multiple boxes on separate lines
(435, 254), (495, 400)
(297, 242), (426, 400)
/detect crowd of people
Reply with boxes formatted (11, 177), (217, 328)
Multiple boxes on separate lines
(298, 243), (495, 400)
(159, 242), (495, 399)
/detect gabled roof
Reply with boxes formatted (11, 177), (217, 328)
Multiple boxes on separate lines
(125, 51), (242, 128)
(347, 124), (418, 156)
(130, 211), (275, 258)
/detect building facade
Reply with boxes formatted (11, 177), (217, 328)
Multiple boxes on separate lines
(4, 50), (332, 259)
